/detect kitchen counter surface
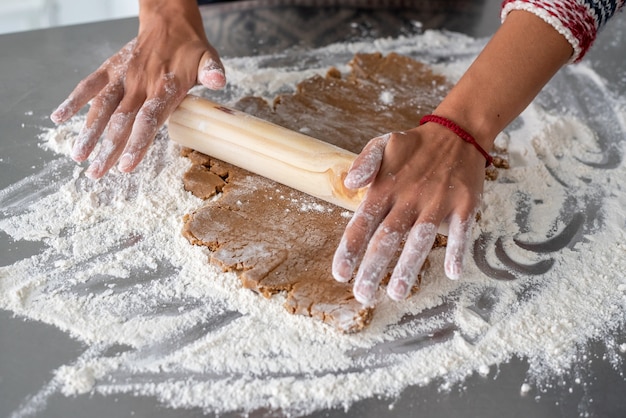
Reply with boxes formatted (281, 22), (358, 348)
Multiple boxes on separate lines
(1, 1), (625, 417)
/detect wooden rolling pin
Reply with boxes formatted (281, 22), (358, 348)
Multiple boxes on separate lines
(168, 95), (367, 211)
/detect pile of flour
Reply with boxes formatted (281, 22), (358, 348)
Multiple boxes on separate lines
(1, 31), (625, 417)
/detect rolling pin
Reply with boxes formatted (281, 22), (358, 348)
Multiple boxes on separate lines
(167, 95), (367, 211)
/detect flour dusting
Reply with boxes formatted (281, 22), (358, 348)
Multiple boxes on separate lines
(1, 31), (625, 417)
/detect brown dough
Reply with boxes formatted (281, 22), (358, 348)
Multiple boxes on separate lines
(183, 162), (372, 332)
(182, 52), (500, 332)
(234, 52), (450, 153)
(181, 149), (231, 199)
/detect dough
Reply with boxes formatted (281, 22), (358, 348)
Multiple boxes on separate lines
(182, 52), (504, 332)
(182, 160), (372, 332)
(181, 149), (229, 199)
(234, 52), (450, 152)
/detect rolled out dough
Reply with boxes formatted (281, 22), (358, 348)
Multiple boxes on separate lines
(181, 52), (504, 332)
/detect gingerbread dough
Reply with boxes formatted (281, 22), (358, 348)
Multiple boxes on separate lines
(234, 52), (450, 152)
(183, 161), (372, 332)
(182, 53), (501, 332)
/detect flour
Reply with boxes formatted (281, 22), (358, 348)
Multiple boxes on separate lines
(1, 31), (625, 417)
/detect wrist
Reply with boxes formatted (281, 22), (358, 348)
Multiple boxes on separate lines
(432, 97), (500, 152)
(140, 0), (198, 15)
(138, 0), (205, 40)
(139, 0), (202, 26)
(419, 114), (494, 167)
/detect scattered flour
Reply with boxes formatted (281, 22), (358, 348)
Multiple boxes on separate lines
(1, 31), (625, 417)
(379, 90), (395, 106)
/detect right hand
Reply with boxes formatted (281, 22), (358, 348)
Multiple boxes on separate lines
(50, 3), (226, 179)
(332, 124), (487, 306)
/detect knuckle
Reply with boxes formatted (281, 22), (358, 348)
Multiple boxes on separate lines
(346, 214), (373, 237)
(154, 73), (185, 101)
(91, 88), (119, 109)
(118, 88), (147, 112)
(107, 110), (135, 135)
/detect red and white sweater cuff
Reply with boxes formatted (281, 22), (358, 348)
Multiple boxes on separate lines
(501, 0), (600, 63)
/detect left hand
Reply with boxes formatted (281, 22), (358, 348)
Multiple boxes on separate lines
(332, 124), (486, 306)
(50, 4), (225, 179)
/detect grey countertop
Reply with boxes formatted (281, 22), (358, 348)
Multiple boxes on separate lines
(1, 1), (625, 417)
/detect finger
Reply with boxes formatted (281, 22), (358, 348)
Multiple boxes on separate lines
(197, 49), (226, 90)
(444, 211), (476, 280)
(387, 222), (437, 301)
(71, 83), (124, 162)
(117, 98), (163, 172)
(332, 198), (387, 283)
(353, 211), (410, 305)
(118, 96), (179, 172)
(85, 108), (138, 179)
(118, 74), (187, 172)
(344, 133), (390, 189)
(51, 69), (108, 124)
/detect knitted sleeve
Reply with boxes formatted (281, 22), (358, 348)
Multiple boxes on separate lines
(501, 0), (625, 62)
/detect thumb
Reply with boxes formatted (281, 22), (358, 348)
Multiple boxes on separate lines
(344, 133), (390, 189)
(197, 49), (226, 90)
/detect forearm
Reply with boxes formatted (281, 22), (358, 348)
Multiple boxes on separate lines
(502, 0), (625, 62)
(434, 10), (572, 151)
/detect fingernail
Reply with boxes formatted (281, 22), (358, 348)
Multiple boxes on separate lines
(446, 270), (461, 281)
(387, 280), (409, 301)
(445, 261), (462, 280)
(50, 108), (66, 124)
(71, 129), (89, 162)
(332, 239), (356, 282)
(85, 161), (101, 180)
(118, 153), (133, 172)
(354, 281), (377, 306)
(70, 144), (83, 162)
(200, 66), (226, 90)
(343, 170), (360, 189)
(332, 259), (353, 282)
(50, 99), (71, 124)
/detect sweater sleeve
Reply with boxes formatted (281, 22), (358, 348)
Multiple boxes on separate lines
(501, 0), (625, 62)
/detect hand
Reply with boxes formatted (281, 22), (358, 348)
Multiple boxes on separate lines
(332, 124), (487, 306)
(50, 4), (225, 179)
(332, 9), (574, 307)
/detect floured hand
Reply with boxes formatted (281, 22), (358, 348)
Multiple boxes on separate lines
(50, 2), (225, 179)
(332, 8), (576, 306)
(332, 124), (486, 306)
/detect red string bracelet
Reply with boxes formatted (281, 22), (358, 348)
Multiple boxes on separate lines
(419, 114), (493, 167)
